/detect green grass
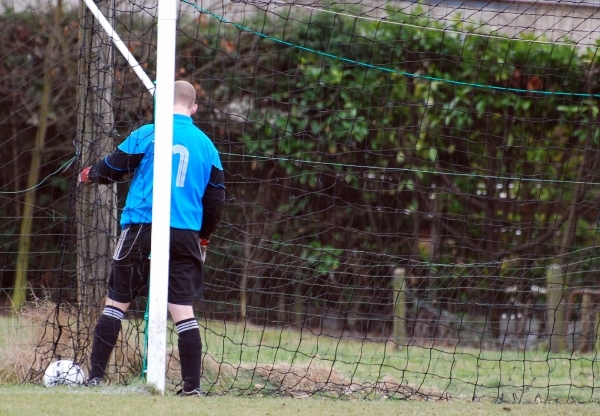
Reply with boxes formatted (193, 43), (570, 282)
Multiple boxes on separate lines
(199, 319), (600, 403)
(4, 314), (600, 403)
(0, 384), (599, 416)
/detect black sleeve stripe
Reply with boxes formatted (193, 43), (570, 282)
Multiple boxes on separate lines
(207, 165), (225, 189)
(88, 149), (144, 184)
(105, 149), (144, 172)
(199, 166), (226, 240)
(104, 156), (130, 171)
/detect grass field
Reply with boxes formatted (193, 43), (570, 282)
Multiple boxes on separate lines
(3, 311), (600, 411)
(0, 384), (599, 416)
(200, 319), (600, 403)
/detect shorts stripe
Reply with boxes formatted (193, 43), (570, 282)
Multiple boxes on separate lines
(113, 226), (130, 260)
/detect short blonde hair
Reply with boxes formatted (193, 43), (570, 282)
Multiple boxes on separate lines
(174, 80), (196, 108)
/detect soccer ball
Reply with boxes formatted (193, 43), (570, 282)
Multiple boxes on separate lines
(43, 360), (85, 387)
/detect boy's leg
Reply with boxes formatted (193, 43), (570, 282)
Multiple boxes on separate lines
(88, 224), (150, 383)
(169, 303), (202, 392)
(88, 299), (130, 382)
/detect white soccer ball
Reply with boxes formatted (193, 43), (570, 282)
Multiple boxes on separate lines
(43, 360), (85, 387)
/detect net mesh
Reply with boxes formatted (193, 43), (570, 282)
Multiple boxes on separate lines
(2, 0), (600, 403)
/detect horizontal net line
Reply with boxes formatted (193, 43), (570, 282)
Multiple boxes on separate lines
(231, 0), (600, 48)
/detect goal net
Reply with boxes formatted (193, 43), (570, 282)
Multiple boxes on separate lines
(3, 0), (600, 402)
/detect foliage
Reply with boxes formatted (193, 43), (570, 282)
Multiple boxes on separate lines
(0, 6), (79, 295)
(2, 5), (600, 334)
(243, 8), (600, 259)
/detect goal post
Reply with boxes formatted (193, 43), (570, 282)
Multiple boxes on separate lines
(79, 0), (177, 394)
(146, 0), (178, 394)
(80, 0), (156, 95)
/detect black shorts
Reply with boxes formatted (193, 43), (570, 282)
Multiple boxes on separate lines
(108, 224), (204, 306)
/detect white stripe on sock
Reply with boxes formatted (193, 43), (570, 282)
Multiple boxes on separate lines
(103, 306), (124, 320)
(176, 320), (199, 333)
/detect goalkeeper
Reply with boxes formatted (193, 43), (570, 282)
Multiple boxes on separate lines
(79, 80), (226, 396)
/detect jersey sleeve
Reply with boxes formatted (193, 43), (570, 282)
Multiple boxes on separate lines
(88, 149), (143, 184)
(118, 125), (154, 155)
(88, 125), (153, 184)
(199, 159), (226, 240)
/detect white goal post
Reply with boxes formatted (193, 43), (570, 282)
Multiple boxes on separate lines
(80, 0), (156, 95)
(81, 0), (177, 394)
(146, 0), (177, 395)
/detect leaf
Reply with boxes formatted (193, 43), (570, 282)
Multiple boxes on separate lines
(428, 147), (438, 162)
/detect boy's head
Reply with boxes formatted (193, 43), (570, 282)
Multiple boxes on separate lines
(173, 80), (197, 114)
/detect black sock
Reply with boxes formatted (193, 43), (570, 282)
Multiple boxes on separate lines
(176, 319), (202, 391)
(89, 307), (123, 380)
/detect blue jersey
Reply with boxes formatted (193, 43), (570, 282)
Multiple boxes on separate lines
(117, 114), (223, 230)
